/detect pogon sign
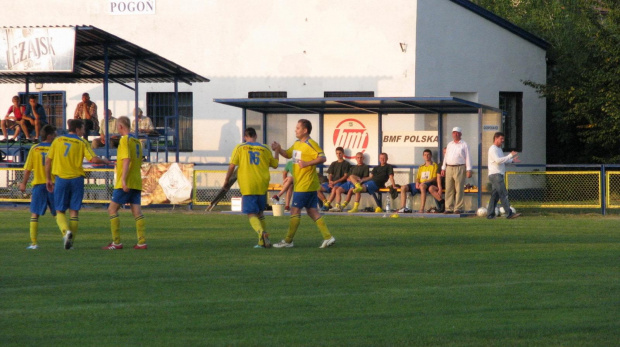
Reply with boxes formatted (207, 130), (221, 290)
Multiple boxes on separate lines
(108, 0), (155, 15)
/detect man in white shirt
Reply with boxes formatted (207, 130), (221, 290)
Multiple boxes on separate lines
(487, 131), (521, 219)
(440, 127), (471, 214)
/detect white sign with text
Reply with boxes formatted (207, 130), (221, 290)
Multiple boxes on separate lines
(382, 131), (438, 147)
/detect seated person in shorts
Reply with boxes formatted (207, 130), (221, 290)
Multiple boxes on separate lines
(1, 96), (25, 142)
(397, 149), (445, 213)
(346, 152), (396, 213)
(319, 146), (351, 211)
(329, 152), (369, 212)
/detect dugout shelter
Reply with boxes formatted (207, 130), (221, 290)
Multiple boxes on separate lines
(0, 25), (209, 162)
(215, 96), (503, 208)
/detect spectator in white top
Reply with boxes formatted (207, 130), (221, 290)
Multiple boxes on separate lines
(486, 131), (521, 219)
(440, 126), (472, 214)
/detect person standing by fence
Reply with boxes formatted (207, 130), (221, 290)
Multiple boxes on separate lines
(486, 131), (521, 219)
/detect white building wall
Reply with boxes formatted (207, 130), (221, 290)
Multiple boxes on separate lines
(0, 0), (545, 166)
(415, 0), (547, 166)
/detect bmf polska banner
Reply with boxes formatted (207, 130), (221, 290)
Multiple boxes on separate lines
(0, 27), (75, 72)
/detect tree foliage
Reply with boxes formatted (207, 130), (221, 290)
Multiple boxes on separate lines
(471, 0), (620, 163)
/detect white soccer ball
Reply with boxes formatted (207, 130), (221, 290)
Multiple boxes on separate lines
(499, 206), (516, 215)
(476, 207), (488, 217)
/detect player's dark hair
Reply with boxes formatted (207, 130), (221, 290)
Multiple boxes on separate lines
(68, 119), (84, 132)
(244, 127), (257, 138)
(28, 95), (38, 101)
(41, 124), (56, 140)
(336, 146), (344, 153)
(299, 119), (312, 134)
(423, 149), (432, 155)
(494, 132), (505, 139)
(380, 152), (388, 159)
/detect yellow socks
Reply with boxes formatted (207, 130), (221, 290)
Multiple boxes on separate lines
(135, 215), (146, 245)
(348, 202), (360, 213)
(69, 217), (79, 237)
(110, 214), (121, 244)
(285, 214), (301, 243)
(315, 217), (332, 239)
(30, 217), (38, 245)
(56, 212), (69, 236)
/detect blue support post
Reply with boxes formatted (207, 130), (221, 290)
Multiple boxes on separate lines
(262, 112), (267, 144)
(377, 113), (383, 161)
(174, 77), (180, 162)
(104, 44), (111, 159)
(319, 113), (324, 175)
(477, 108), (483, 209)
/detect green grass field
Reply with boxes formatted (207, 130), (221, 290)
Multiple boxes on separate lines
(1, 207), (618, 346)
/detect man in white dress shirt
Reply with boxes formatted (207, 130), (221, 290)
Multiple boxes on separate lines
(440, 127), (471, 214)
(486, 132), (521, 219)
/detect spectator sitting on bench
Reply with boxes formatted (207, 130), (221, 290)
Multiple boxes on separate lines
(1, 95), (25, 143)
(131, 108), (158, 136)
(319, 146), (351, 211)
(74, 92), (99, 140)
(397, 148), (445, 213)
(92, 109), (120, 149)
(347, 152), (396, 213)
(271, 160), (293, 212)
(329, 152), (369, 212)
(20, 95), (48, 143)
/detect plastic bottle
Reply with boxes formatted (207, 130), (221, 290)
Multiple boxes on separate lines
(386, 195), (391, 213)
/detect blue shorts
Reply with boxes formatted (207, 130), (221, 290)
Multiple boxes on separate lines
(54, 176), (84, 212)
(340, 182), (355, 192)
(321, 182), (331, 193)
(112, 189), (142, 205)
(407, 182), (437, 195)
(363, 180), (379, 195)
(242, 195), (266, 215)
(30, 184), (55, 216)
(292, 191), (319, 210)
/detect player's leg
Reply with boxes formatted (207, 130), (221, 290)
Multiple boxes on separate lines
(53, 177), (71, 237)
(284, 184), (293, 211)
(244, 195), (269, 248)
(307, 200), (335, 248)
(127, 190), (147, 248)
(274, 192), (303, 248)
(106, 199), (123, 248)
(68, 177), (85, 238)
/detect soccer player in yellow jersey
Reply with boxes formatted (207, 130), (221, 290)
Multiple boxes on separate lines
(224, 127), (279, 248)
(19, 125), (57, 249)
(271, 119), (336, 248)
(45, 119), (110, 250)
(102, 116), (148, 250)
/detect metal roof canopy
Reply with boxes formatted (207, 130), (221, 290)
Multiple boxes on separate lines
(0, 25), (209, 85)
(215, 96), (503, 209)
(1, 25), (210, 161)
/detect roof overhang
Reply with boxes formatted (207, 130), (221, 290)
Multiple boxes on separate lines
(0, 25), (209, 85)
(214, 96), (500, 115)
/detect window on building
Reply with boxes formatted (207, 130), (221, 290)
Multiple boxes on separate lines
(146, 92), (193, 152)
(499, 92), (522, 152)
(19, 91), (66, 130)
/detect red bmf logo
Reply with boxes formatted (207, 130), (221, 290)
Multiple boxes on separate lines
(333, 119), (369, 159)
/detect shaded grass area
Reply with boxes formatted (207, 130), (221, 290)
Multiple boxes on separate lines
(1, 208), (618, 346)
